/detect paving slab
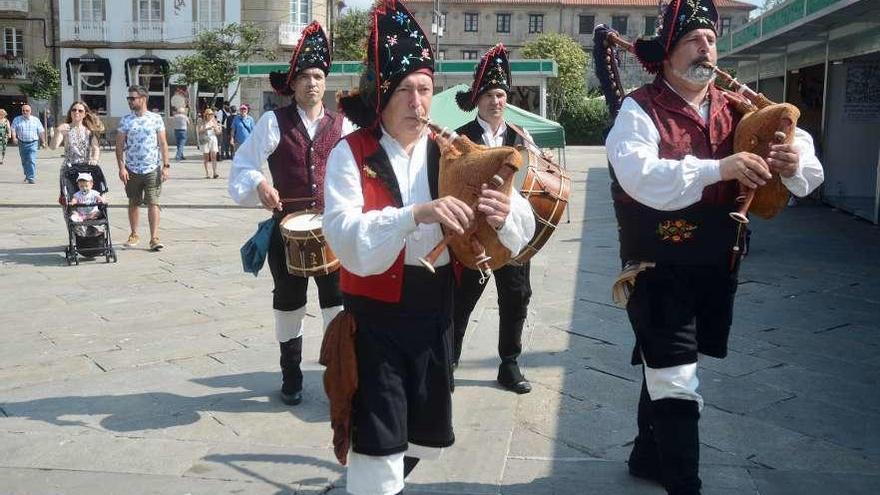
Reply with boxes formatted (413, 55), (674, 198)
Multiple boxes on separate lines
(1, 146), (879, 494)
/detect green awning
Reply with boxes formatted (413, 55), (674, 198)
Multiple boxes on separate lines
(429, 85), (566, 149)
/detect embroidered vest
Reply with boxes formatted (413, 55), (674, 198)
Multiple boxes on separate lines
(339, 128), (441, 303)
(612, 77), (741, 265)
(267, 104), (344, 214)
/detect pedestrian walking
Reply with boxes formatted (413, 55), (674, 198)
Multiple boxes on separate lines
(50, 101), (102, 167)
(10, 104), (46, 183)
(115, 85), (170, 252)
(171, 106), (190, 161)
(0, 108), (10, 165)
(222, 105), (236, 160)
(199, 109), (221, 178)
(231, 104), (254, 148)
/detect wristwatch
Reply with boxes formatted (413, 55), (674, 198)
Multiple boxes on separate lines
(162, 163), (170, 169)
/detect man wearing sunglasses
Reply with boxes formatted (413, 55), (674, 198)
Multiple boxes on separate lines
(116, 85), (170, 251)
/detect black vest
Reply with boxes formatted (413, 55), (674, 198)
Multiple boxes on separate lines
(456, 119), (524, 148)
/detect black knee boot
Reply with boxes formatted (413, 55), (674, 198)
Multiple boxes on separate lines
(628, 381), (661, 482)
(279, 337), (303, 405)
(652, 398), (701, 495)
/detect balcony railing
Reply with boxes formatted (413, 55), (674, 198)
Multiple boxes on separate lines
(0, 0), (28, 13)
(125, 21), (165, 42)
(278, 23), (308, 47)
(192, 21), (225, 37)
(0, 58), (28, 80)
(63, 21), (109, 42)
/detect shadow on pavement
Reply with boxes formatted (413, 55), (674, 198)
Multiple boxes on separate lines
(1, 371), (330, 432)
(0, 245), (68, 267)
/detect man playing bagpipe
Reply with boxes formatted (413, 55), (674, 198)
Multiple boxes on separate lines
(600, 0), (824, 493)
(322, 1), (535, 493)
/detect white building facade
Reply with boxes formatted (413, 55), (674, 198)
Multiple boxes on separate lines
(58, 0), (241, 126)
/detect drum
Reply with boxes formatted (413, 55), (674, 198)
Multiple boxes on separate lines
(279, 210), (340, 277)
(511, 146), (571, 265)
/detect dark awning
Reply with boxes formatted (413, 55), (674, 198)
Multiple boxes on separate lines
(65, 56), (112, 86)
(124, 56), (170, 86)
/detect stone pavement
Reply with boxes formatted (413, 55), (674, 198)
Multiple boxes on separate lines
(0, 146), (878, 495)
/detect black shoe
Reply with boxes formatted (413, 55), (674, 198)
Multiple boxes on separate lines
(627, 437), (662, 482)
(279, 337), (304, 406)
(280, 389), (303, 405)
(497, 363), (532, 394)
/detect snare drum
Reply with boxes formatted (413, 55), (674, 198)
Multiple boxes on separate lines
(279, 210), (340, 277)
(512, 147), (571, 265)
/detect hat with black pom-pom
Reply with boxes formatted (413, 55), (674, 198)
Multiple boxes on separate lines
(456, 43), (511, 112)
(269, 21), (332, 96)
(337, 0), (434, 129)
(633, 0), (718, 74)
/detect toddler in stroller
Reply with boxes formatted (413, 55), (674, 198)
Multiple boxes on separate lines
(60, 163), (117, 264)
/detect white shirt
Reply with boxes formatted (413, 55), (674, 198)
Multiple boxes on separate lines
(606, 96), (824, 211)
(323, 127), (536, 277)
(228, 105), (357, 207)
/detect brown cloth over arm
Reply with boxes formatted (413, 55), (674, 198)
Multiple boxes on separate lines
(319, 310), (358, 465)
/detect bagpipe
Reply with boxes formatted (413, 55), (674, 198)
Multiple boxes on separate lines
(593, 25), (800, 223)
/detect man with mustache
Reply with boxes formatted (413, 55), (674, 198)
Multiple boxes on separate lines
(605, 0), (823, 493)
(229, 21), (355, 406)
(451, 43), (536, 394)
(324, 2), (535, 493)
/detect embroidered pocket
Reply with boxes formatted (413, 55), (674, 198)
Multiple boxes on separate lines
(657, 219), (697, 243)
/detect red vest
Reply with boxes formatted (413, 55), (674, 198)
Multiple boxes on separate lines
(267, 105), (344, 214)
(338, 128), (406, 303)
(611, 77), (742, 265)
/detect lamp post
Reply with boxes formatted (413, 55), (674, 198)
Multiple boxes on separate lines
(431, 0), (444, 59)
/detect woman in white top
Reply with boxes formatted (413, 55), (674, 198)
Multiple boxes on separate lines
(50, 101), (101, 167)
(199, 108), (222, 178)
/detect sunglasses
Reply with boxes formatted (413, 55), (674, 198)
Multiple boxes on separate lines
(126, 96), (144, 101)
(71, 108), (86, 113)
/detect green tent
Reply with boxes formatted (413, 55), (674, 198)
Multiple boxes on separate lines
(429, 84), (566, 149)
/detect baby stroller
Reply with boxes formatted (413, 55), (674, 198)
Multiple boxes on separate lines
(59, 163), (117, 265)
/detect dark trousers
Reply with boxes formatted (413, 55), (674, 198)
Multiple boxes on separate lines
(452, 262), (532, 366)
(267, 220), (342, 311)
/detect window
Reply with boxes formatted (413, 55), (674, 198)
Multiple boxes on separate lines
(461, 50), (478, 60)
(137, 64), (166, 115)
(136, 0), (162, 22)
(438, 50), (446, 60)
(290, 0), (310, 26)
(720, 17), (732, 36)
(77, 61), (107, 115)
(197, 0), (223, 23)
(644, 16), (657, 35)
(612, 15), (628, 35)
(578, 15), (595, 35)
(3, 28), (24, 58)
(464, 12), (478, 32)
(79, 0), (104, 21)
(528, 14), (544, 34)
(496, 13), (511, 33)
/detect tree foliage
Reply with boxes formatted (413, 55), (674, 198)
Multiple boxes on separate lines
(334, 8), (370, 62)
(521, 33), (589, 121)
(170, 23), (271, 103)
(19, 58), (61, 101)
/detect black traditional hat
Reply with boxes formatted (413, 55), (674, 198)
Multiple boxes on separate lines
(633, 0), (719, 74)
(337, 0), (434, 128)
(455, 43), (511, 112)
(269, 21), (332, 96)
